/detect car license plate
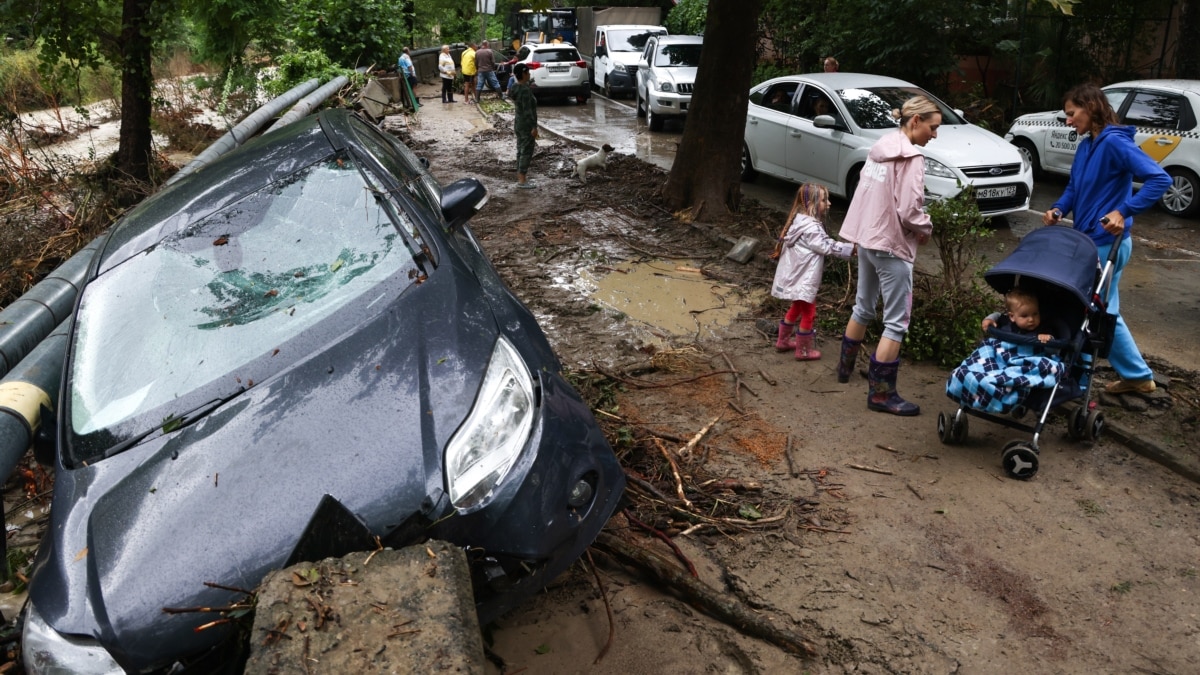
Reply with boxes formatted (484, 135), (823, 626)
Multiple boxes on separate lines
(549, 65), (569, 73)
(976, 186), (1017, 199)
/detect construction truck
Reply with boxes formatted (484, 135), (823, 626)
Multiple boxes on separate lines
(505, 6), (578, 53)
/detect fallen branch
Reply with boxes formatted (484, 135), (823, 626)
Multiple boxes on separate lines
(679, 414), (722, 460)
(592, 532), (819, 657)
(655, 438), (693, 509)
(758, 369), (777, 386)
(720, 352), (757, 401)
(586, 550), (615, 664)
(784, 434), (800, 478)
(591, 362), (738, 390)
(624, 509), (698, 578)
(846, 463), (893, 476)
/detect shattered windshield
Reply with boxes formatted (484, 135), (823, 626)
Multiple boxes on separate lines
(69, 156), (419, 449)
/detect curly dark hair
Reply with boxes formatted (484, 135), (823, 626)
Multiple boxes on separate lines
(1063, 83), (1119, 134)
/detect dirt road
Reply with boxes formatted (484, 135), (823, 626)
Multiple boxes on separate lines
(398, 84), (1200, 675)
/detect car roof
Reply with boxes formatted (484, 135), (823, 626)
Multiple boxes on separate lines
(1105, 79), (1200, 95)
(763, 72), (918, 90)
(653, 35), (702, 44)
(529, 42), (579, 50)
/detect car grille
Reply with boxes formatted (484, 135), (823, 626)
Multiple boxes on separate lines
(974, 183), (1030, 212)
(677, 83), (693, 94)
(625, 65), (638, 78)
(961, 163), (1023, 178)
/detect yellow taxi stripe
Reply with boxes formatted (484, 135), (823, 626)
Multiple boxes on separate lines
(0, 381), (51, 428)
(1139, 134), (1181, 163)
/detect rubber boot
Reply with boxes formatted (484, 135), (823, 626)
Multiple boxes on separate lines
(794, 329), (821, 361)
(867, 356), (920, 416)
(836, 335), (863, 383)
(775, 321), (797, 351)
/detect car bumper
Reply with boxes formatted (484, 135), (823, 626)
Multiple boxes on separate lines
(607, 71), (638, 94)
(648, 92), (692, 117)
(926, 172), (1034, 218)
(531, 82), (590, 99)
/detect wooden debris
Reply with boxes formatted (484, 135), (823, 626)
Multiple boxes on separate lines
(784, 435), (801, 478)
(592, 532), (820, 657)
(655, 438), (693, 509)
(847, 463), (893, 476)
(906, 483), (925, 500)
(679, 414), (721, 459)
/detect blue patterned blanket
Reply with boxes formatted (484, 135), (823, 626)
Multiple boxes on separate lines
(946, 338), (1064, 414)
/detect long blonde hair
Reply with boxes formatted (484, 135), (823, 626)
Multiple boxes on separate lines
(771, 183), (827, 259)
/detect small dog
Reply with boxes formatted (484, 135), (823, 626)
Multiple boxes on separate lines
(573, 144), (614, 184)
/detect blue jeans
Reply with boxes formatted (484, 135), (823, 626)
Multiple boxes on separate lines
(1096, 237), (1153, 381)
(476, 71), (501, 94)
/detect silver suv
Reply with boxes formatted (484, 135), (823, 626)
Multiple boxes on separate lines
(514, 42), (591, 104)
(635, 35), (703, 132)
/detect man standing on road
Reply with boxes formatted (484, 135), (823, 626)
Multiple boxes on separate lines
(510, 63), (539, 188)
(475, 40), (503, 101)
(461, 42), (477, 104)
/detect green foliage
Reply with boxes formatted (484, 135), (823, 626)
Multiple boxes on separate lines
(751, 62), (791, 88)
(905, 186), (997, 368)
(665, 0), (708, 36)
(284, 0), (408, 69)
(263, 49), (354, 97)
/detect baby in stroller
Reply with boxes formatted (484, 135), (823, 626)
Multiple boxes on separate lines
(981, 288), (1071, 344)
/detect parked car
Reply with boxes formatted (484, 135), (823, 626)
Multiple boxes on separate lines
(511, 41), (591, 103)
(21, 109), (624, 673)
(590, 24), (667, 98)
(743, 73), (1034, 218)
(1005, 79), (1200, 217)
(635, 34), (702, 132)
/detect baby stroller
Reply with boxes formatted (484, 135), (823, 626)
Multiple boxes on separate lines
(939, 226), (1121, 480)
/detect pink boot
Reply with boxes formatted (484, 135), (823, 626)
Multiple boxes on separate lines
(775, 321), (797, 351)
(794, 329), (821, 361)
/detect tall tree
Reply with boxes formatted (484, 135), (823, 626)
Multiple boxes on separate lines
(1178, 0), (1200, 78)
(661, 0), (763, 219)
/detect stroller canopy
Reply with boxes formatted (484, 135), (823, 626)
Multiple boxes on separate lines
(984, 226), (1099, 309)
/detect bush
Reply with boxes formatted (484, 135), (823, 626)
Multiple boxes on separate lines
(263, 49), (354, 98)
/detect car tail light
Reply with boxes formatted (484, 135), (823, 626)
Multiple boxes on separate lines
(528, 62), (543, 70)
(574, 60), (586, 68)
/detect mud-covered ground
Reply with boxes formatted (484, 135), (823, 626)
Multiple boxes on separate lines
(394, 94), (1200, 674)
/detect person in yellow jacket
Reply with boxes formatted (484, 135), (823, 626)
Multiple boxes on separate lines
(461, 42), (477, 104)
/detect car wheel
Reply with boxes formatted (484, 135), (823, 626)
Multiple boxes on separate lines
(1160, 167), (1200, 217)
(845, 165), (862, 201)
(576, 94), (589, 105)
(647, 107), (664, 132)
(604, 79), (613, 99)
(1013, 138), (1043, 179)
(740, 144), (758, 181)
(636, 94), (646, 118)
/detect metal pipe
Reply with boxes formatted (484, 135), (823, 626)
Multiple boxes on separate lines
(0, 318), (68, 478)
(265, 76), (350, 134)
(165, 77), (322, 186)
(0, 237), (103, 379)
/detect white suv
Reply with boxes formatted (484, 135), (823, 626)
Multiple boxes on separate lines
(1005, 79), (1200, 217)
(635, 35), (703, 132)
(513, 42), (591, 104)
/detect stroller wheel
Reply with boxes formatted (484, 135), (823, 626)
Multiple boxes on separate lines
(1002, 442), (1039, 480)
(1067, 407), (1088, 440)
(952, 411), (969, 443)
(1085, 409), (1105, 442)
(937, 411), (956, 444)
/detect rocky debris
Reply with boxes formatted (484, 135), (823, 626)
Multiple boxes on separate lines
(245, 541), (485, 674)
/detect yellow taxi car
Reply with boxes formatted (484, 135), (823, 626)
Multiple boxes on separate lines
(1005, 79), (1200, 217)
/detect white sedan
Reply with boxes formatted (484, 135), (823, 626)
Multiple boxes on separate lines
(1005, 79), (1200, 217)
(742, 73), (1034, 218)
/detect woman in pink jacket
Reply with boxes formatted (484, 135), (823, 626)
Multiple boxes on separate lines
(835, 95), (940, 416)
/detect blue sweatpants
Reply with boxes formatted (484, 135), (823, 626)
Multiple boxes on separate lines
(1096, 237), (1153, 381)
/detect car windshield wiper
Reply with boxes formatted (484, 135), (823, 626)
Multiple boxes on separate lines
(100, 388), (246, 461)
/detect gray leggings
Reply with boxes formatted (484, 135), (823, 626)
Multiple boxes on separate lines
(850, 247), (914, 343)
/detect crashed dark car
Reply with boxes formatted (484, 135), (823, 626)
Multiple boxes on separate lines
(22, 109), (624, 673)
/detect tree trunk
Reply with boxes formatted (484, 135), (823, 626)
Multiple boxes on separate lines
(661, 0), (763, 221)
(1179, 0), (1200, 79)
(117, 0), (155, 187)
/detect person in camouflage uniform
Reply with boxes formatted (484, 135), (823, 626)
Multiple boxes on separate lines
(510, 64), (539, 188)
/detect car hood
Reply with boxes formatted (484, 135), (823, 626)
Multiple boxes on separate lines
(660, 67), (697, 86)
(28, 261), (502, 671)
(1011, 110), (1062, 126)
(860, 124), (1021, 169)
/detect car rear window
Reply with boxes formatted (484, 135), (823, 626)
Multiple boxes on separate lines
(533, 48), (581, 63)
(68, 155), (421, 455)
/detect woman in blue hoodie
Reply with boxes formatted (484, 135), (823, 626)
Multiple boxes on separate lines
(1042, 83), (1171, 395)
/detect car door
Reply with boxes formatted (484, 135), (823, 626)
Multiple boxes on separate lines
(784, 84), (846, 189)
(745, 82), (799, 178)
(1120, 88), (1187, 166)
(637, 37), (656, 104)
(1043, 89), (1131, 173)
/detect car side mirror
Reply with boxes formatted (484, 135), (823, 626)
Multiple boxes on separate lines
(440, 178), (489, 230)
(33, 403), (56, 466)
(813, 114), (839, 129)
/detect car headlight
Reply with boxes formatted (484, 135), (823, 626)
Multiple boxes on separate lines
(923, 157), (957, 179)
(612, 63), (627, 73)
(658, 82), (674, 93)
(22, 603), (124, 675)
(1018, 147), (1031, 173)
(445, 336), (535, 512)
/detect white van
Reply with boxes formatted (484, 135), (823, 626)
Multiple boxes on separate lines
(592, 24), (667, 99)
